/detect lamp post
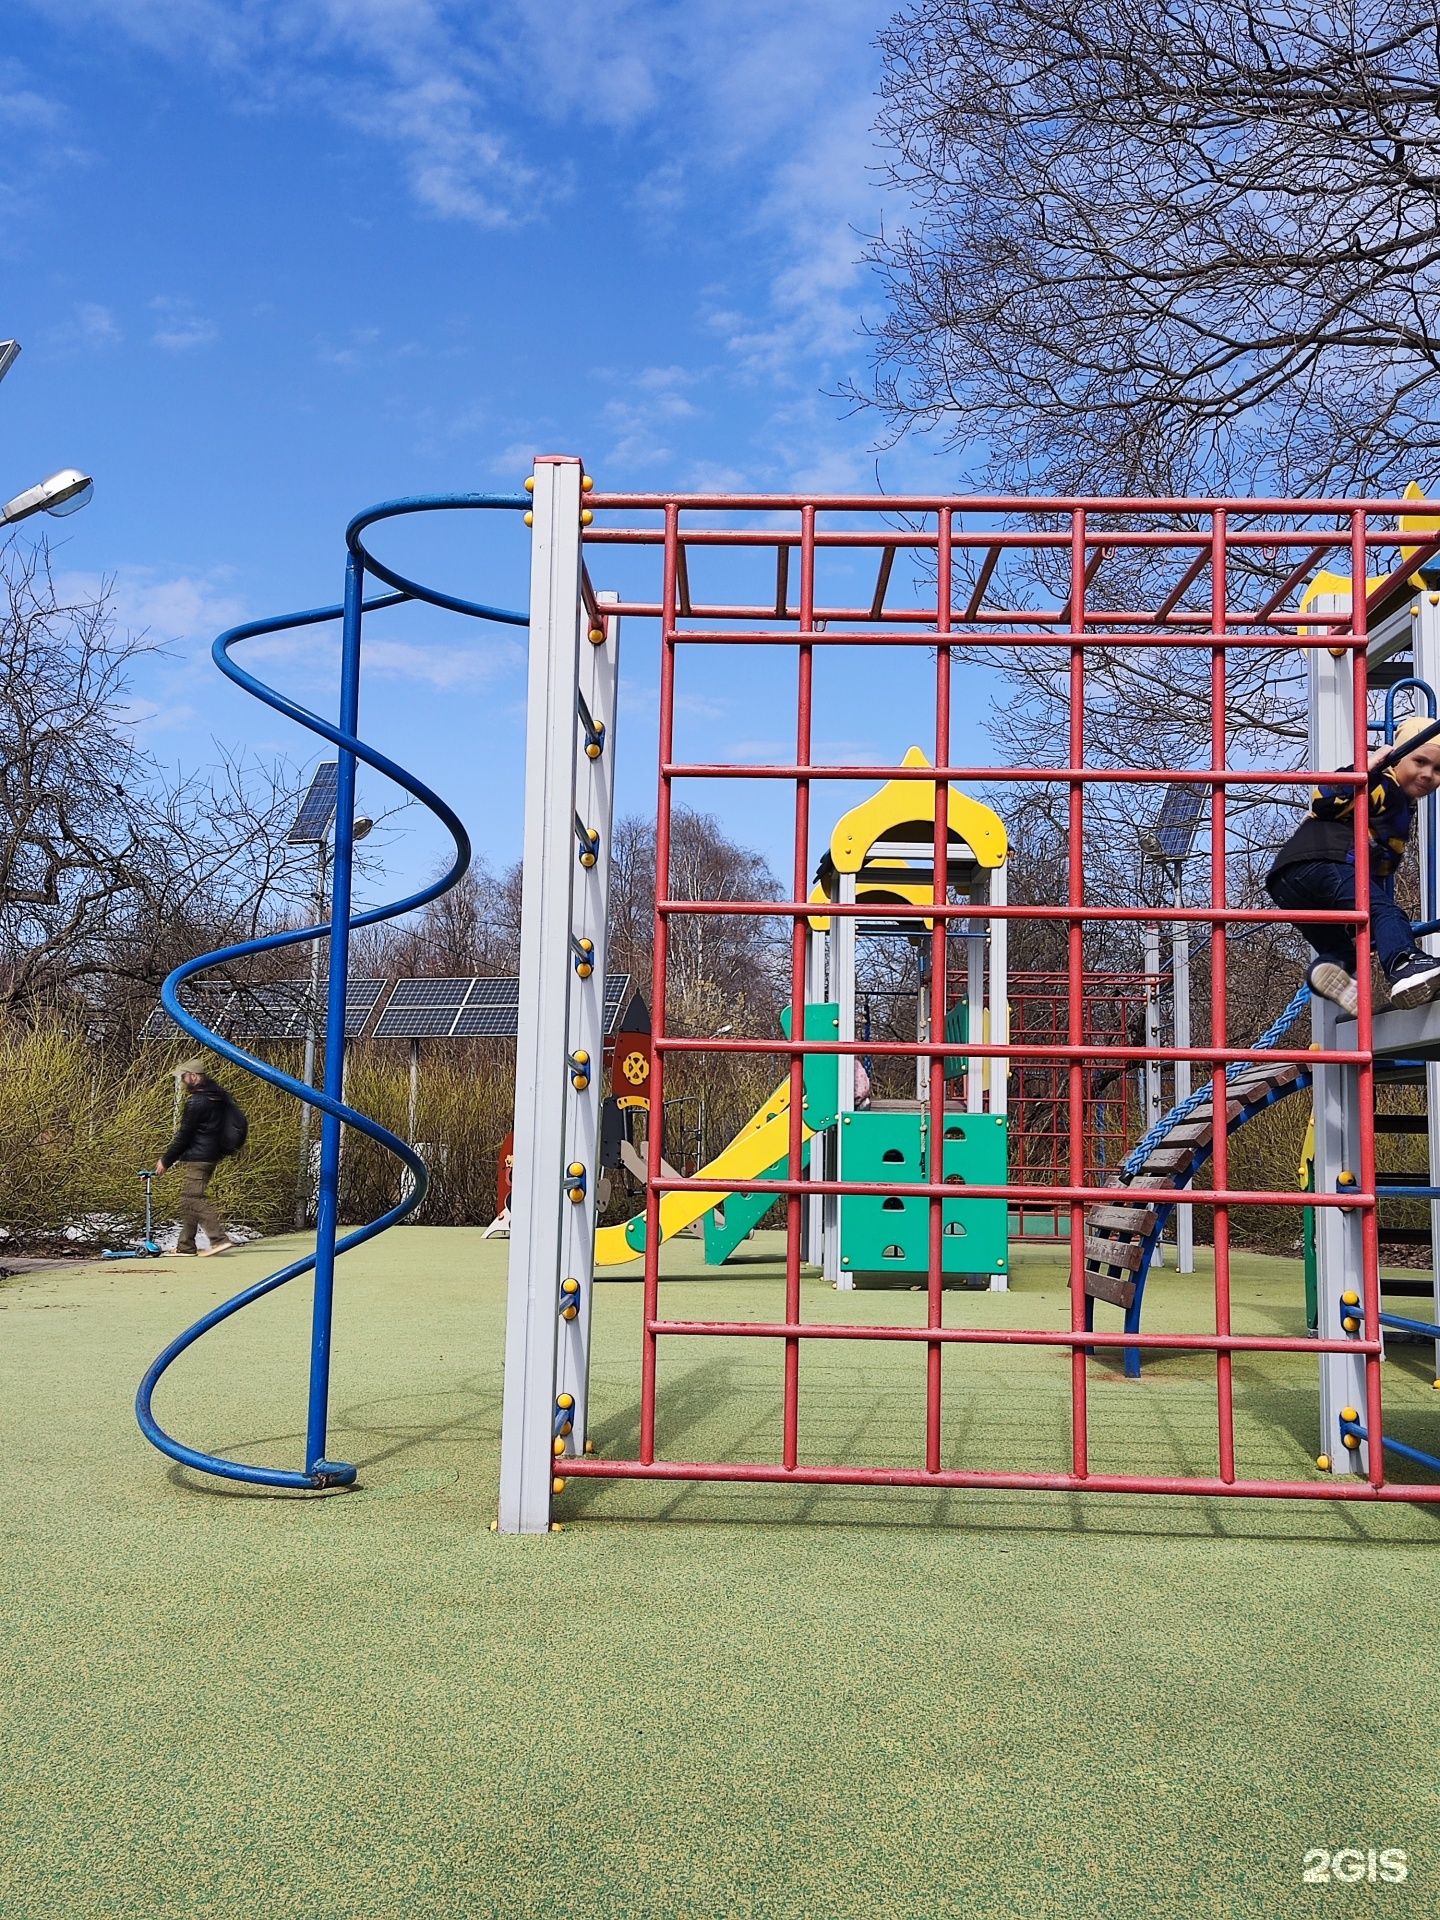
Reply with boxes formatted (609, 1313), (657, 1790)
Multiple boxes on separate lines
(286, 759), (372, 1229)
(1140, 784), (1206, 1274)
(0, 341), (94, 526)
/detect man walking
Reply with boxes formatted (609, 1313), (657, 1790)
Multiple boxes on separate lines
(156, 1063), (248, 1257)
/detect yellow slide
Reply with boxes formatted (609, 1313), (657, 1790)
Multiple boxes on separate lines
(594, 1081), (814, 1265)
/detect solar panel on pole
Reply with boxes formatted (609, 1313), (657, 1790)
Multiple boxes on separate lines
(141, 977), (387, 1042)
(287, 762), (340, 844)
(1142, 782), (1206, 861)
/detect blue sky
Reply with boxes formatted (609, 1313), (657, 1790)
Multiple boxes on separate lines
(2, 2), (996, 898)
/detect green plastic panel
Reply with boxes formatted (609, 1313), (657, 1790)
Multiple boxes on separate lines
(838, 1109), (1008, 1277)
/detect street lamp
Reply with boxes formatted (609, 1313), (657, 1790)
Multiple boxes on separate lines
(287, 760), (373, 1229)
(1, 468), (95, 525)
(0, 341), (94, 525)
(1139, 782), (1207, 1274)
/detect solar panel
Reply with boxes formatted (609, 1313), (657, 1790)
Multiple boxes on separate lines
(141, 977), (387, 1042)
(370, 972), (632, 1039)
(453, 1005), (521, 1037)
(385, 977), (472, 1009)
(287, 762), (339, 844)
(371, 1005), (459, 1038)
(1142, 783), (1207, 861)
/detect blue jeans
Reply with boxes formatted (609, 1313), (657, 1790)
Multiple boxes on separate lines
(1266, 859), (1418, 977)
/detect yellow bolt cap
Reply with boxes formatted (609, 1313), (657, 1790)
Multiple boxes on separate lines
(1341, 1290), (1359, 1306)
(1341, 1407), (1359, 1422)
(580, 508), (593, 525)
(554, 1437), (566, 1455)
(553, 1477), (566, 1494)
(1316, 1454), (1331, 1471)
(558, 1394), (574, 1407)
(588, 626), (606, 644)
(523, 511), (533, 527)
(1343, 1433), (1361, 1450)
(582, 474), (593, 491)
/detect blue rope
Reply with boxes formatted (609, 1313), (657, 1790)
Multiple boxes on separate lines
(1120, 983), (1313, 1178)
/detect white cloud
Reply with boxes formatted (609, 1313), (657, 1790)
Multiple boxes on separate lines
(597, 363), (701, 469)
(57, 565), (248, 645)
(364, 633), (523, 689)
(149, 297), (218, 351)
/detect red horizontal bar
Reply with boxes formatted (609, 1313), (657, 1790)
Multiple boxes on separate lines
(655, 1036), (1357, 1065)
(603, 618), (1350, 647)
(587, 525), (1358, 550)
(586, 490), (1416, 514)
(648, 1319), (1377, 1355)
(657, 901), (1362, 925)
(664, 763), (1365, 787)
(644, 1176), (1360, 1208)
(559, 1458), (1440, 1503)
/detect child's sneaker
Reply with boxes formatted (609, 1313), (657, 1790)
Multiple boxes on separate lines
(1386, 953), (1440, 1010)
(1306, 960), (1359, 1017)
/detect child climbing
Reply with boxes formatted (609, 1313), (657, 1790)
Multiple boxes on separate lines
(1266, 713), (1440, 1016)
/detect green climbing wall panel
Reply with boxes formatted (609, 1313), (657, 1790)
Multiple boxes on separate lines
(838, 1109), (1008, 1280)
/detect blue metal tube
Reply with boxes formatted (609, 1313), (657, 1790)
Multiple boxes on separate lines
(136, 493), (530, 1491)
(1339, 1417), (1440, 1478)
(1383, 677), (1437, 924)
(304, 552), (363, 1482)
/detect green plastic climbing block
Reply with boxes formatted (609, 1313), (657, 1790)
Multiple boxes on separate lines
(838, 1109), (1008, 1279)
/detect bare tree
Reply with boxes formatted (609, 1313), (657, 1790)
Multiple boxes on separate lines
(0, 540), (316, 1026)
(862, 0), (1440, 499)
(606, 806), (787, 1026)
(359, 858), (522, 979)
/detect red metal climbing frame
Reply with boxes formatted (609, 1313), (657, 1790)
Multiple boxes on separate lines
(568, 491), (1440, 1504)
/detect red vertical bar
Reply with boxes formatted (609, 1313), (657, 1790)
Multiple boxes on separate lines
(927, 508), (953, 1473)
(1068, 510), (1088, 1478)
(784, 505), (815, 1471)
(1210, 510), (1235, 1484)
(1351, 510), (1384, 1486)
(640, 501), (679, 1466)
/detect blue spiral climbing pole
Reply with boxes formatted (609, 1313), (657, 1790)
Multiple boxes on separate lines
(136, 493), (530, 1490)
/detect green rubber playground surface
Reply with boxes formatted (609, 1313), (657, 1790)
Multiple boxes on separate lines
(4, 1229), (1440, 1918)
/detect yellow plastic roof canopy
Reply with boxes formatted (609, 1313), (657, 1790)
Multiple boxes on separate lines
(827, 747), (1008, 874)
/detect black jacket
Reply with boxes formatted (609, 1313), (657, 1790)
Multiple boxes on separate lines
(161, 1087), (236, 1168)
(1268, 765), (1414, 886)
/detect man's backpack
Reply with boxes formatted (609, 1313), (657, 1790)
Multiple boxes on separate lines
(218, 1095), (249, 1158)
